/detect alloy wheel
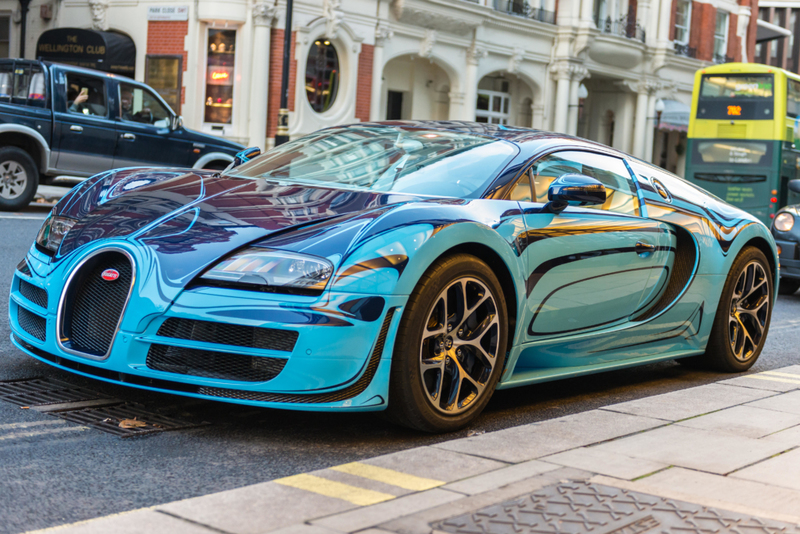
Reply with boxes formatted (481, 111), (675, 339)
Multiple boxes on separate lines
(0, 160), (28, 200)
(729, 260), (770, 361)
(419, 277), (500, 414)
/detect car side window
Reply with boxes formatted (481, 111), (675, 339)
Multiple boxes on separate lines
(507, 170), (533, 202)
(65, 73), (107, 117)
(119, 83), (171, 127)
(529, 151), (640, 215)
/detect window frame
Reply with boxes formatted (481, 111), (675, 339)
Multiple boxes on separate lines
(714, 11), (730, 59)
(117, 82), (173, 127)
(145, 54), (183, 115)
(674, 0), (692, 45)
(64, 72), (108, 118)
(476, 89), (511, 125)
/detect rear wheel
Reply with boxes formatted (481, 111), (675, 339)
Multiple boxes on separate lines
(386, 254), (508, 433)
(778, 278), (800, 296)
(697, 247), (773, 372)
(0, 147), (38, 211)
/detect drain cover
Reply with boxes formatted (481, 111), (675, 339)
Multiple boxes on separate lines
(0, 377), (109, 406)
(54, 403), (208, 437)
(433, 481), (800, 534)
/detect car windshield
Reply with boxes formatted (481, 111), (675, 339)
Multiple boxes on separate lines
(228, 126), (518, 198)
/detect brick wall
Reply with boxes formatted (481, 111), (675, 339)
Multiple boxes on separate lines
(690, 2), (717, 61)
(146, 20), (189, 109)
(356, 44), (373, 122)
(727, 13), (741, 61)
(267, 29), (297, 139)
(746, 0), (758, 63)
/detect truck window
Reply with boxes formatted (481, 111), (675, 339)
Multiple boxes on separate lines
(119, 83), (171, 127)
(66, 73), (106, 117)
(0, 63), (46, 108)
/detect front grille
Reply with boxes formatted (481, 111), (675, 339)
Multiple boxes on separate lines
(19, 279), (47, 309)
(18, 307), (46, 341)
(61, 251), (133, 357)
(157, 318), (298, 352)
(146, 344), (287, 382)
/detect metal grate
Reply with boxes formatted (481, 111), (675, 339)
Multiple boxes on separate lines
(0, 377), (105, 406)
(157, 318), (298, 353)
(146, 344), (287, 382)
(434, 480), (800, 534)
(62, 251), (133, 357)
(199, 308), (396, 404)
(54, 403), (207, 438)
(17, 307), (46, 342)
(19, 279), (48, 308)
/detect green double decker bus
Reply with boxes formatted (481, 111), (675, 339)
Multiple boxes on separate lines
(685, 63), (800, 224)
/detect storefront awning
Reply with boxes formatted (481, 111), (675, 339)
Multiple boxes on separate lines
(36, 28), (136, 76)
(756, 19), (792, 43)
(657, 99), (690, 133)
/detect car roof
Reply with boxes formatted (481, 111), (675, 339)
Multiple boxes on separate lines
(0, 59), (138, 83)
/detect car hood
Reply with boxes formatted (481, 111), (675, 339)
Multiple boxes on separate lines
(55, 167), (421, 286)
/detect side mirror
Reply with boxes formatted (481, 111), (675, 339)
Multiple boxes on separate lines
(232, 147), (262, 167)
(171, 115), (184, 131)
(789, 179), (800, 194)
(545, 174), (606, 214)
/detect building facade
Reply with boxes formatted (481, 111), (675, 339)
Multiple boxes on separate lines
(1, 0), (760, 175)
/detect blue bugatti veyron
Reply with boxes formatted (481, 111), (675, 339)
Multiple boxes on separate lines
(9, 121), (777, 432)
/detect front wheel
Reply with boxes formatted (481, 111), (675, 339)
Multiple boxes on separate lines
(0, 147), (38, 211)
(385, 254), (508, 433)
(700, 247), (773, 372)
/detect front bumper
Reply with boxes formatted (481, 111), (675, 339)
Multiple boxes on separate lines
(9, 241), (405, 412)
(774, 238), (800, 280)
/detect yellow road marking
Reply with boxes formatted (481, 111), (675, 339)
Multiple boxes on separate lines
(748, 375), (800, 385)
(274, 473), (395, 506)
(762, 371), (800, 379)
(330, 462), (444, 491)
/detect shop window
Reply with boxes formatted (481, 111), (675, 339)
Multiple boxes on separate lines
(306, 39), (339, 113)
(476, 90), (510, 125)
(146, 55), (182, 114)
(204, 29), (235, 124)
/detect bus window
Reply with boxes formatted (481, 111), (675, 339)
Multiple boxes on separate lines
(693, 140), (771, 165)
(697, 74), (774, 120)
(788, 80), (800, 118)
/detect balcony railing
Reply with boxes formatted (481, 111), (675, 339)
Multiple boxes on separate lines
(493, 0), (556, 23)
(673, 42), (697, 58)
(594, 12), (646, 43)
(713, 53), (734, 64)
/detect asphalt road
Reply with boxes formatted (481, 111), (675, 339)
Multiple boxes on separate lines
(0, 202), (799, 533)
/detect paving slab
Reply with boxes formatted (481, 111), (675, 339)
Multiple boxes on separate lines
(590, 424), (791, 474)
(433, 409), (664, 463)
(540, 446), (669, 480)
(25, 510), (215, 534)
(675, 405), (800, 438)
(269, 525), (345, 534)
(358, 446), (506, 483)
(746, 390), (800, 415)
(717, 374), (800, 392)
(602, 383), (774, 421)
(597, 468), (800, 523)
(310, 488), (462, 532)
(158, 481), (357, 534)
(442, 459), (558, 495)
(731, 448), (800, 491)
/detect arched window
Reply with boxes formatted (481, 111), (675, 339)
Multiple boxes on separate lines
(306, 40), (339, 113)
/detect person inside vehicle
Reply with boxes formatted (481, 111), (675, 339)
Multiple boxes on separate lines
(120, 86), (153, 124)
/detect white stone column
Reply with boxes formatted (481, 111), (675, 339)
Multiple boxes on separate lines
(738, 6), (752, 63)
(568, 66), (589, 136)
(370, 24), (393, 121)
(580, 0), (595, 24)
(656, 0), (674, 43)
(632, 84), (651, 158)
(464, 41), (485, 121)
(644, 93), (658, 162)
(552, 63), (571, 134)
(448, 92), (467, 121)
(532, 104), (545, 129)
(248, 3), (275, 149)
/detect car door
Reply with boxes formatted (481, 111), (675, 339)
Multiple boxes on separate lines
(53, 69), (117, 176)
(113, 82), (193, 169)
(511, 150), (676, 367)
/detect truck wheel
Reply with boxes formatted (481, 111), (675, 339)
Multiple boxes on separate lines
(0, 147), (38, 211)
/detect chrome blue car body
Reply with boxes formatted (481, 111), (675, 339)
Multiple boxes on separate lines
(8, 122), (778, 416)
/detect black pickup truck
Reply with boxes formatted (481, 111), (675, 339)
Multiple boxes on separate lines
(0, 59), (244, 210)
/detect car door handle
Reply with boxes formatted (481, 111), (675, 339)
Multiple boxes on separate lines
(70, 125), (83, 132)
(635, 241), (656, 254)
(121, 133), (136, 140)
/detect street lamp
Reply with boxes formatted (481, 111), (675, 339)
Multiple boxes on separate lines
(654, 98), (665, 128)
(275, 0), (294, 147)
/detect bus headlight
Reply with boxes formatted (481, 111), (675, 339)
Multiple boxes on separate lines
(775, 212), (795, 232)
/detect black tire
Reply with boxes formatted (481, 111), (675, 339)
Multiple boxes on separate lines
(385, 253), (508, 433)
(0, 146), (38, 211)
(695, 246), (773, 372)
(778, 278), (800, 296)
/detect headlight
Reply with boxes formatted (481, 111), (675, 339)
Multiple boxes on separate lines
(36, 211), (77, 253)
(201, 248), (334, 293)
(775, 212), (795, 232)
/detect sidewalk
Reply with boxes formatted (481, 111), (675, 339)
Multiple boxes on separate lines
(29, 365), (800, 534)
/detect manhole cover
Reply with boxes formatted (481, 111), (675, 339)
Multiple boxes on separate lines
(433, 481), (800, 534)
(0, 377), (109, 406)
(54, 403), (208, 437)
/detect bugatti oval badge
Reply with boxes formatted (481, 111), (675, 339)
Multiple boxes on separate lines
(101, 269), (119, 281)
